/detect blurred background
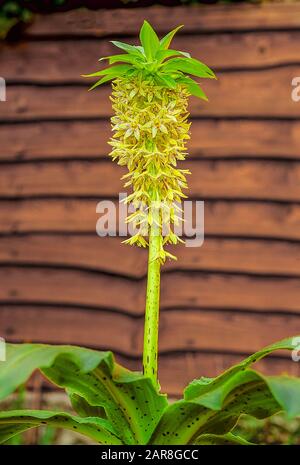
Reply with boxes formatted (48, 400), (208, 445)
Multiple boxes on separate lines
(0, 0), (300, 417)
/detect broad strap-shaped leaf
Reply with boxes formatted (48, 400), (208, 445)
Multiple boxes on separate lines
(0, 344), (168, 445)
(184, 336), (299, 410)
(43, 357), (168, 444)
(0, 344), (108, 401)
(266, 375), (300, 419)
(69, 392), (106, 418)
(150, 337), (300, 444)
(151, 371), (281, 444)
(0, 410), (122, 445)
(194, 432), (253, 445)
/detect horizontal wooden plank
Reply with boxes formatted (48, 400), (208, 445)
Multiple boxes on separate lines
(2, 32), (300, 84)
(1, 85), (113, 121)
(0, 267), (300, 314)
(1, 235), (300, 278)
(1, 159), (300, 202)
(0, 199), (300, 240)
(2, 67), (300, 121)
(26, 4), (300, 38)
(1, 306), (299, 358)
(0, 121), (110, 160)
(1, 120), (300, 161)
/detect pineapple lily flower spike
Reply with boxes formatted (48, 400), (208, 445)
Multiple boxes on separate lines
(84, 21), (216, 388)
(1, 21), (300, 447)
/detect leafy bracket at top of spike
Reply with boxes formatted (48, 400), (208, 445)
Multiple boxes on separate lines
(83, 20), (216, 100)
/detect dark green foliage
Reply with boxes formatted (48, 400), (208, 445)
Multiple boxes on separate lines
(0, 338), (300, 445)
(0, 1), (32, 39)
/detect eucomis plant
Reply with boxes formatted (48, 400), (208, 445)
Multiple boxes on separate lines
(0, 21), (299, 446)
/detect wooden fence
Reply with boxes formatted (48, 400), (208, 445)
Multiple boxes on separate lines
(0, 3), (300, 396)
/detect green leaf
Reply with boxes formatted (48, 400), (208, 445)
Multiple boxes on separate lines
(0, 344), (108, 401)
(0, 17), (19, 40)
(177, 76), (208, 100)
(45, 360), (168, 444)
(156, 50), (181, 62)
(0, 344), (168, 445)
(150, 337), (300, 445)
(83, 64), (132, 90)
(43, 356), (137, 444)
(0, 410), (121, 445)
(156, 49), (191, 63)
(194, 432), (253, 445)
(99, 54), (143, 66)
(111, 41), (144, 57)
(88, 75), (114, 91)
(157, 73), (177, 89)
(160, 25), (183, 50)
(266, 376), (300, 419)
(69, 392), (106, 418)
(83, 64), (131, 78)
(151, 371), (280, 444)
(162, 57), (216, 79)
(184, 336), (299, 408)
(139, 20), (160, 61)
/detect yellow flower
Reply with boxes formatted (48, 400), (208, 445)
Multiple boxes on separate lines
(109, 75), (191, 262)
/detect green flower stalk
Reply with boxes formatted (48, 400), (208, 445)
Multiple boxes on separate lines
(84, 21), (216, 388)
(110, 77), (191, 387)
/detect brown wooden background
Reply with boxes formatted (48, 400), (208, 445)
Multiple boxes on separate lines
(1, 2), (300, 396)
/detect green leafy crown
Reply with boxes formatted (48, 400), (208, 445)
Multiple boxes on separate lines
(84, 20), (216, 99)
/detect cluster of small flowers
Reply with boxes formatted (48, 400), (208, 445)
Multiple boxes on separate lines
(109, 74), (191, 262)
